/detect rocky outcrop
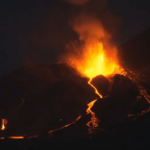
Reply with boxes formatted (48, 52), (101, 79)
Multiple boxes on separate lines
(91, 74), (141, 126)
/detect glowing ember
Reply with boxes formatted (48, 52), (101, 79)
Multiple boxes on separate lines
(1, 119), (7, 130)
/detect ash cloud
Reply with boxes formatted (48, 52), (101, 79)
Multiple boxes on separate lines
(64, 0), (119, 45)
(71, 13), (110, 43)
(59, 0), (120, 68)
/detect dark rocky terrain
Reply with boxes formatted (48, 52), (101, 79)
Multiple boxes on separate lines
(1, 27), (150, 149)
(0, 63), (97, 136)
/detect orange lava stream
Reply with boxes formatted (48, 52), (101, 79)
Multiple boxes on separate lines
(8, 136), (24, 139)
(0, 136), (24, 139)
(86, 79), (103, 128)
(48, 115), (82, 134)
(88, 79), (103, 98)
(86, 99), (98, 128)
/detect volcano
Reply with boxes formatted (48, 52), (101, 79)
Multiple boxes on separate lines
(0, 62), (149, 139)
(1, 29), (150, 149)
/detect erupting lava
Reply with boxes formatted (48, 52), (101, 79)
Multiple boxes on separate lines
(61, 14), (125, 129)
(68, 42), (120, 79)
(64, 41), (124, 129)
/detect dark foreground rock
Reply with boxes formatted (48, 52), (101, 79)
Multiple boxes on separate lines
(109, 74), (140, 98)
(92, 74), (141, 126)
(130, 95), (149, 114)
(0, 63), (97, 136)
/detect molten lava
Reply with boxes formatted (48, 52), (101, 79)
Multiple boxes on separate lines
(8, 136), (24, 139)
(1, 119), (7, 130)
(86, 79), (103, 128)
(68, 42), (120, 79)
(63, 40), (124, 128)
(86, 99), (99, 129)
(88, 79), (103, 98)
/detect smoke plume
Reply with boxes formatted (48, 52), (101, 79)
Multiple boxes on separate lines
(59, 0), (120, 76)
(71, 13), (110, 43)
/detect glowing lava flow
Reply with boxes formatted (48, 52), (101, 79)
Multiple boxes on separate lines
(1, 119), (7, 130)
(88, 79), (103, 98)
(48, 115), (82, 134)
(8, 136), (24, 139)
(86, 79), (103, 128)
(63, 41), (124, 129)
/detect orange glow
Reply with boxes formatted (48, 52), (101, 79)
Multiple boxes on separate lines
(61, 15), (125, 79)
(8, 136), (24, 139)
(86, 99), (99, 128)
(1, 119), (7, 130)
(48, 115), (82, 134)
(60, 14), (126, 130)
(68, 42), (121, 79)
(64, 41), (122, 128)
(86, 79), (102, 128)
(88, 79), (102, 98)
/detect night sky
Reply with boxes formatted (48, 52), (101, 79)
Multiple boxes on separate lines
(0, 0), (150, 76)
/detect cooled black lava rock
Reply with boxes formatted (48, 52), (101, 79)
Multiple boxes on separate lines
(109, 74), (140, 99)
(0, 63), (97, 136)
(91, 75), (110, 97)
(120, 111), (150, 136)
(129, 96), (149, 114)
(91, 74), (140, 126)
